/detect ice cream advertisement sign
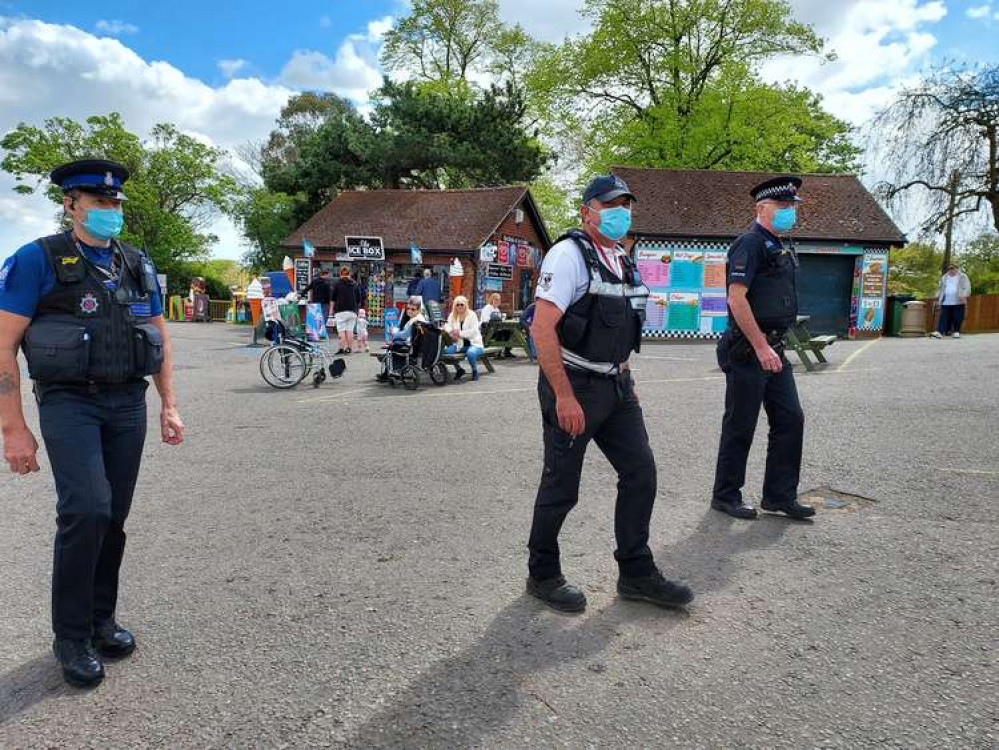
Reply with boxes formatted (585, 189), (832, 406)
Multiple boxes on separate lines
(344, 236), (385, 260)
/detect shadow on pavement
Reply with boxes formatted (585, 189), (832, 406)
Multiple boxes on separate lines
(0, 653), (70, 727)
(340, 511), (789, 748)
(656, 510), (793, 591)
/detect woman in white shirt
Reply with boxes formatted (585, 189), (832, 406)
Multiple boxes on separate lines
(479, 293), (503, 330)
(444, 295), (484, 381)
(932, 263), (972, 338)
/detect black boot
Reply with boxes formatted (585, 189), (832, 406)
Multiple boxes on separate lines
(711, 498), (758, 519)
(760, 498), (815, 519)
(53, 638), (105, 688)
(618, 570), (694, 609)
(526, 575), (586, 613)
(453, 366), (467, 382)
(94, 621), (137, 659)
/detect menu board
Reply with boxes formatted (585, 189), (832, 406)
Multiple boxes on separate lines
(858, 251), (888, 331)
(637, 241), (729, 337)
(294, 259), (312, 293)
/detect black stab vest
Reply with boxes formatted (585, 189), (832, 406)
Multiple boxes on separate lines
(22, 232), (164, 384)
(744, 234), (799, 331)
(556, 230), (649, 366)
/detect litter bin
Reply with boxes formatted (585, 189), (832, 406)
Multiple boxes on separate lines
(885, 294), (915, 336)
(899, 300), (928, 337)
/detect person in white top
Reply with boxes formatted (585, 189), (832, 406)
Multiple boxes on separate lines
(479, 292), (503, 329)
(444, 295), (484, 381)
(932, 263), (971, 338)
(526, 173), (693, 614)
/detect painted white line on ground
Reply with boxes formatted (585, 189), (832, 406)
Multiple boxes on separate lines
(837, 338), (880, 372)
(635, 355), (699, 362)
(931, 466), (999, 476)
(296, 387), (379, 404)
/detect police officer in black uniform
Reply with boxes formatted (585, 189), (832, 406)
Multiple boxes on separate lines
(526, 175), (694, 612)
(0, 159), (185, 687)
(711, 176), (815, 521)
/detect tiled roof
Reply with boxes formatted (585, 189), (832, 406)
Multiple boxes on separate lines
(283, 186), (549, 252)
(613, 167), (906, 244)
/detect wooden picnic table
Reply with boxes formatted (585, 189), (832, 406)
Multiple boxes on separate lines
(481, 318), (535, 362)
(785, 315), (836, 372)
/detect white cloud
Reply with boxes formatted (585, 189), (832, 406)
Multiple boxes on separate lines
(497, 0), (589, 42)
(217, 58), (247, 79)
(965, 3), (992, 19)
(94, 19), (138, 36)
(279, 16), (391, 99)
(0, 17), (296, 260)
(761, 0), (948, 124)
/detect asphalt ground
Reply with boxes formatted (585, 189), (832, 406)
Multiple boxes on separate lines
(0, 324), (996, 748)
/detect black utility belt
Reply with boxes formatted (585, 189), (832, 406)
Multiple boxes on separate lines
(35, 379), (148, 395)
(565, 363), (627, 379)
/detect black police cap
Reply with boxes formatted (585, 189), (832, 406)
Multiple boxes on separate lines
(582, 174), (638, 205)
(750, 175), (802, 203)
(50, 159), (129, 200)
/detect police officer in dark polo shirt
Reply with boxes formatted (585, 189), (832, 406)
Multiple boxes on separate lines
(711, 176), (815, 521)
(526, 175), (694, 612)
(0, 159), (185, 687)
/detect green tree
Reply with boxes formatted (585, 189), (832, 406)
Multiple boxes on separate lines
(381, 0), (501, 86)
(529, 177), (577, 237)
(527, 0), (859, 174)
(232, 187), (302, 272)
(888, 242), (944, 297)
(1, 113), (239, 278)
(959, 233), (999, 294)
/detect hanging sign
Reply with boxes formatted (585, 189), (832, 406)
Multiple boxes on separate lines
(486, 263), (513, 280)
(344, 236), (385, 260)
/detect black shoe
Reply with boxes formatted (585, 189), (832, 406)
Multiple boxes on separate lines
(453, 366), (466, 382)
(94, 622), (136, 659)
(526, 575), (586, 613)
(711, 499), (758, 519)
(471, 371), (479, 381)
(760, 498), (816, 519)
(618, 570), (694, 609)
(53, 638), (105, 688)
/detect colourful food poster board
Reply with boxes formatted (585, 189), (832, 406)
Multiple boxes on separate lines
(703, 252), (728, 289)
(305, 303), (329, 341)
(667, 292), (700, 331)
(636, 248), (671, 288)
(645, 293), (668, 329)
(858, 251), (888, 331)
(669, 250), (705, 289)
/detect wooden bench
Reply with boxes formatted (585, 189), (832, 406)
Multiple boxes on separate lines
(480, 319), (535, 362)
(786, 316), (835, 372)
(439, 346), (502, 374)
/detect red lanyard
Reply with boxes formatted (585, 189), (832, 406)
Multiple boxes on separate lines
(595, 244), (621, 278)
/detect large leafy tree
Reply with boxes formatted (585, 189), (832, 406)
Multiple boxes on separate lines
(527, 0), (860, 173)
(959, 233), (999, 294)
(1, 113), (239, 278)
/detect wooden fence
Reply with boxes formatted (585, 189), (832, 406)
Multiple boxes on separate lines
(917, 293), (999, 333)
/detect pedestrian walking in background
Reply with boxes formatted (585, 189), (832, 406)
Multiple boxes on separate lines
(932, 263), (971, 339)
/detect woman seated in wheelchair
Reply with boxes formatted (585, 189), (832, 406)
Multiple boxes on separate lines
(376, 296), (428, 382)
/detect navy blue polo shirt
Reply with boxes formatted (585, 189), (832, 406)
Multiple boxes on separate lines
(0, 234), (163, 319)
(727, 222), (782, 289)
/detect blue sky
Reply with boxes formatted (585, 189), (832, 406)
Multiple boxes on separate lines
(1, 0), (997, 260)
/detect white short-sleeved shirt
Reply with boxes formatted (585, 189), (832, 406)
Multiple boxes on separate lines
(534, 236), (628, 374)
(535, 237), (624, 312)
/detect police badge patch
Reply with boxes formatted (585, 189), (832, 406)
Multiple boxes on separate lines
(79, 292), (100, 315)
(0, 256), (13, 292)
(539, 272), (553, 291)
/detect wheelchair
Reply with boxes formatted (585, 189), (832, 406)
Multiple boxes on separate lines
(259, 320), (346, 389)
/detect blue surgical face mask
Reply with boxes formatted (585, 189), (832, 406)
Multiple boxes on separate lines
(596, 206), (632, 241)
(772, 206), (797, 233)
(83, 208), (124, 240)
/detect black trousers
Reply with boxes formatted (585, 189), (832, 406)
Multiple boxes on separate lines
(37, 382), (148, 639)
(712, 340), (804, 507)
(528, 369), (658, 580)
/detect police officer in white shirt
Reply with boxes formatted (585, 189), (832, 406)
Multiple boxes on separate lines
(526, 175), (694, 613)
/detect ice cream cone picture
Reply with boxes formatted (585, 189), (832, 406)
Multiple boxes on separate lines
(863, 305), (875, 324)
(449, 257), (464, 297)
(283, 256), (294, 289)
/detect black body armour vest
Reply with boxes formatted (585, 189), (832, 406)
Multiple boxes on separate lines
(22, 232), (164, 384)
(745, 239), (799, 331)
(556, 230), (649, 365)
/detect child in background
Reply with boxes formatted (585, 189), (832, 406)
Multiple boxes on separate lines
(356, 308), (370, 352)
